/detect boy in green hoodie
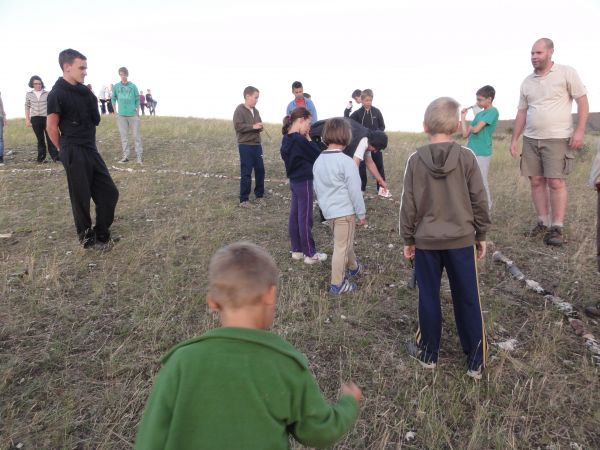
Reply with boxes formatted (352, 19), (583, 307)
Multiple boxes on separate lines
(134, 241), (362, 450)
(400, 97), (491, 380)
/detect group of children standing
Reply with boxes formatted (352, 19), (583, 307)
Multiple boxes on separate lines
(132, 84), (500, 448)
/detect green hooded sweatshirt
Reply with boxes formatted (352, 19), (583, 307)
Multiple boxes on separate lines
(134, 327), (359, 450)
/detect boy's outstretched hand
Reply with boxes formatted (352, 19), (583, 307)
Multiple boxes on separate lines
(403, 244), (415, 260)
(476, 240), (487, 260)
(341, 382), (363, 403)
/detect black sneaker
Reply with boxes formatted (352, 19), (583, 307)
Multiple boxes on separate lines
(80, 228), (96, 248)
(94, 239), (114, 252)
(525, 221), (548, 238)
(544, 226), (564, 246)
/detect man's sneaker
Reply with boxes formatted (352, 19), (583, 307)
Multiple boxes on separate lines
(525, 221), (548, 237)
(346, 260), (363, 278)
(255, 197), (266, 207)
(544, 226), (564, 246)
(329, 279), (357, 295)
(304, 252), (327, 264)
(118, 157), (129, 163)
(80, 230), (96, 249)
(466, 366), (483, 380)
(239, 201), (254, 209)
(406, 341), (436, 369)
(291, 252), (304, 260)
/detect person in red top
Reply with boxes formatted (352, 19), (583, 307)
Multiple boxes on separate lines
(286, 81), (317, 124)
(139, 90), (146, 115)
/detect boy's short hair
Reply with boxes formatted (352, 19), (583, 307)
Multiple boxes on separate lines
(58, 48), (86, 70)
(360, 89), (373, 100)
(476, 85), (495, 101)
(208, 242), (279, 308)
(243, 86), (259, 97)
(323, 118), (352, 147)
(118, 67), (129, 76)
(292, 81), (303, 90)
(423, 97), (460, 135)
(352, 89), (362, 99)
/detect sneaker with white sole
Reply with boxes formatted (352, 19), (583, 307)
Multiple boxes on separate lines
(346, 260), (363, 278)
(329, 279), (357, 295)
(291, 252), (304, 260)
(304, 253), (327, 264)
(239, 201), (254, 209)
(406, 341), (436, 369)
(466, 366), (483, 380)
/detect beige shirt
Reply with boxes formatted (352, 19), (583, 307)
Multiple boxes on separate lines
(518, 63), (587, 139)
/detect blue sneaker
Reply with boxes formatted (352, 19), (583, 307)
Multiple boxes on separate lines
(329, 279), (357, 296)
(346, 260), (363, 278)
(406, 341), (436, 369)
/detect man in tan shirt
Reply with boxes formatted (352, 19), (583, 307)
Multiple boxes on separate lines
(510, 38), (588, 246)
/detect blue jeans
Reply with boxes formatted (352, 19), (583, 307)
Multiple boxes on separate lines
(238, 144), (265, 202)
(0, 118), (4, 160)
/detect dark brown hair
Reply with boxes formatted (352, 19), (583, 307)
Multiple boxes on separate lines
(281, 107), (311, 135)
(58, 48), (86, 70)
(28, 75), (44, 89)
(243, 86), (259, 97)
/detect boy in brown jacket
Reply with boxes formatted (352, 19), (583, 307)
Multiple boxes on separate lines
(233, 86), (265, 208)
(400, 97), (491, 379)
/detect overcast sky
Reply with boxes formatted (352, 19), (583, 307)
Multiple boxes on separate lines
(1, 0), (598, 131)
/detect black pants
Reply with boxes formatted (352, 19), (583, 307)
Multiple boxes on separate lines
(99, 99), (107, 114)
(359, 152), (386, 191)
(60, 144), (119, 243)
(31, 116), (58, 162)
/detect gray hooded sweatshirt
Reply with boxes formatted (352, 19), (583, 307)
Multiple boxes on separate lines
(400, 141), (491, 250)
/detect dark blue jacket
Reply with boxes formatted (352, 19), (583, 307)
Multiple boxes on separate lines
(280, 133), (322, 182)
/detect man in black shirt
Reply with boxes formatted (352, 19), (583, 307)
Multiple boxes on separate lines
(47, 49), (119, 250)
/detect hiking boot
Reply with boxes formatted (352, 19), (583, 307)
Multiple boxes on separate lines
(304, 252), (327, 264)
(118, 157), (129, 163)
(525, 221), (548, 238)
(406, 341), (436, 369)
(346, 260), (363, 278)
(329, 279), (357, 295)
(466, 366), (483, 380)
(544, 226), (564, 246)
(291, 252), (304, 260)
(239, 201), (254, 209)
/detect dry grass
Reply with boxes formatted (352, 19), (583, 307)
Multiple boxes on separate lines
(1, 116), (599, 449)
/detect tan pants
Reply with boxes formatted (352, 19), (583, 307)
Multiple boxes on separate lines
(330, 215), (358, 286)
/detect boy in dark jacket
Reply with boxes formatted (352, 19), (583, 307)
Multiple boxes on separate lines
(400, 97), (491, 379)
(135, 242), (362, 449)
(350, 89), (386, 191)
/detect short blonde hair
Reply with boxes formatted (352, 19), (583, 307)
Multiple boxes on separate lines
(208, 242), (279, 308)
(423, 97), (460, 135)
(323, 118), (352, 147)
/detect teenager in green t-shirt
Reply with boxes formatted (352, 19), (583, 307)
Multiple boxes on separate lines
(134, 242), (363, 450)
(461, 85), (499, 210)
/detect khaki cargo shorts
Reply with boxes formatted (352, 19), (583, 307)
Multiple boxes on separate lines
(520, 136), (574, 179)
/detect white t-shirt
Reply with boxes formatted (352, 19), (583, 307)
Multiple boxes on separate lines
(353, 137), (372, 161)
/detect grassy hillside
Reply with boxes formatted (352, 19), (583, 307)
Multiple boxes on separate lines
(1, 116), (599, 449)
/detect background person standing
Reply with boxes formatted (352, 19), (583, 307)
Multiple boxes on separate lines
(0, 91), (6, 166)
(510, 38), (588, 246)
(233, 86), (265, 208)
(112, 67), (143, 163)
(25, 75), (59, 163)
